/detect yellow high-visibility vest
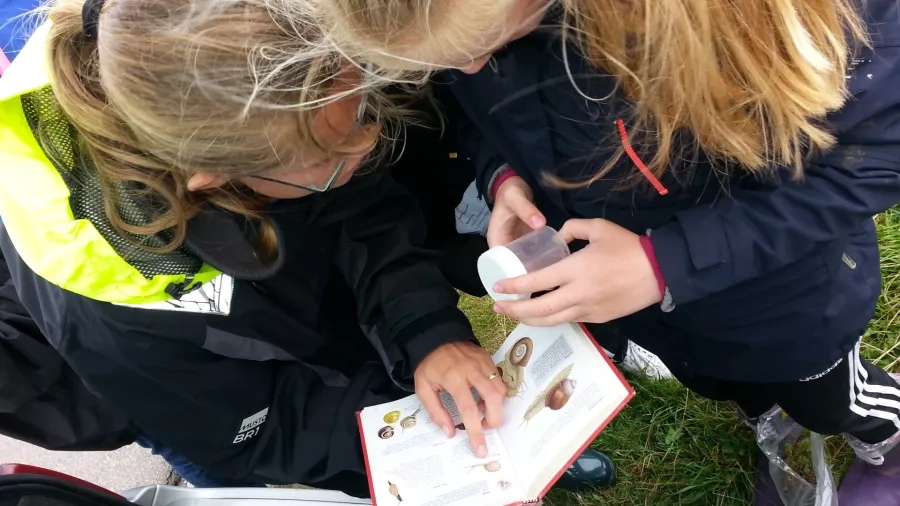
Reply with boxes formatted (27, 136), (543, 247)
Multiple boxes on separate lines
(0, 23), (220, 304)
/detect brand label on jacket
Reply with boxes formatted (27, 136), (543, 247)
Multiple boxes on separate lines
(114, 274), (234, 316)
(233, 407), (269, 444)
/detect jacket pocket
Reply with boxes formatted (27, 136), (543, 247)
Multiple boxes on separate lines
(663, 250), (833, 339)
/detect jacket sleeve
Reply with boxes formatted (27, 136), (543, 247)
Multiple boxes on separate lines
(331, 172), (478, 385)
(457, 111), (507, 199)
(58, 299), (399, 487)
(651, 44), (900, 305)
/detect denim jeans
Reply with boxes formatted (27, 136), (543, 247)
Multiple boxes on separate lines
(136, 436), (265, 488)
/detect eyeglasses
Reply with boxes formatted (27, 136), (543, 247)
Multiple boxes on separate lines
(250, 92), (370, 193)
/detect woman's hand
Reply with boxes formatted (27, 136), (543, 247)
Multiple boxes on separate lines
(487, 176), (546, 247)
(414, 341), (507, 458)
(492, 219), (662, 326)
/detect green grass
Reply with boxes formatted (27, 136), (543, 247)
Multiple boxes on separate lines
(457, 210), (900, 506)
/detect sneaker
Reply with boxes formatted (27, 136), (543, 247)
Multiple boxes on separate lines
(616, 340), (673, 380)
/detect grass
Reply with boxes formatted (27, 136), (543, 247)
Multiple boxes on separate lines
(457, 210), (900, 506)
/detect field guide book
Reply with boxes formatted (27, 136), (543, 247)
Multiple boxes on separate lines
(356, 322), (634, 506)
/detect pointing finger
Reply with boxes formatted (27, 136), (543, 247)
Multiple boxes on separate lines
(447, 382), (487, 458)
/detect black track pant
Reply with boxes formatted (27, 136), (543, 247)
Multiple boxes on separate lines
(671, 340), (900, 444)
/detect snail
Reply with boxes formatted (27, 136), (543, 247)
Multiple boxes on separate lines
(383, 411), (400, 424)
(495, 337), (533, 398)
(400, 406), (423, 431)
(522, 364), (577, 427)
(546, 378), (577, 411)
(465, 460), (502, 473)
(484, 461), (502, 472)
(388, 481), (403, 503)
(510, 337), (533, 366)
(378, 426), (395, 439)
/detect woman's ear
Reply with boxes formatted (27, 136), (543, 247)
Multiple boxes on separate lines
(187, 172), (228, 191)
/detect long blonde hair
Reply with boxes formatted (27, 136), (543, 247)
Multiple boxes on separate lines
(316, 0), (868, 181)
(566, 0), (868, 181)
(42, 0), (381, 257)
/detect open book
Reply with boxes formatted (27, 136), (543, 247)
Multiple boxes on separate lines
(357, 323), (634, 506)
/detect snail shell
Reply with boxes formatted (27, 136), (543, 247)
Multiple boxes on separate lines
(546, 379), (577, 411)
(484, 461), (502, 472)
(510, 337), (533, 366)
(560, 378), (577, 396)
(400, 416), (417, 429)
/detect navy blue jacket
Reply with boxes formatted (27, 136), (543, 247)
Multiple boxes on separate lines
(445, 2), (900, 382)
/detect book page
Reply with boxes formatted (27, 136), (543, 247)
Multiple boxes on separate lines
(491, 323), (631, 498)
(359, 394), (525, 506)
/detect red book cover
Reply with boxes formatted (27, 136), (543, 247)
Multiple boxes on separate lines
(356, 412), (379, 505)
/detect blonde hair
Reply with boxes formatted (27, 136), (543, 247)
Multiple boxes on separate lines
(565, 0), (868, 182)
(317, 0), (868, 182)
(42, 0), (381, 257)
(272, 0), (518, 83)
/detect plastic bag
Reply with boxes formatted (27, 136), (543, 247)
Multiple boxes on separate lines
(756, 406), (838, 506)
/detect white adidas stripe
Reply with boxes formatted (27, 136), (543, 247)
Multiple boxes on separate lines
(848, 342), (900, 431)
(854, 346), (900, 399)
(853, 342), (900, 408)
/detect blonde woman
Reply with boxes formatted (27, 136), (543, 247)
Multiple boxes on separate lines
(0, 0), (528, 493)
(316, 0), (900, 502)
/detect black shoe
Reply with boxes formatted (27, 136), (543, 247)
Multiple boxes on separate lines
(554, 448), (617, 492)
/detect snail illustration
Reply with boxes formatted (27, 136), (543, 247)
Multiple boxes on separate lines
(495, 337), (533, 398)
(465, 460), (502, 473)
(388, 481), (403, 504)
(484, 461), (502, 472)
(378, 426), (395, 439)
(383, 411), (400, 424)
(522, 364), (577, 428)
(400, 406), (423, 431)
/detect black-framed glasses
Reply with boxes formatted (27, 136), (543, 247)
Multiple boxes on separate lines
(250, 92), (370, 193)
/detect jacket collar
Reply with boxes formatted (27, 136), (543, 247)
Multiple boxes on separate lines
(185, 208), (285, 281)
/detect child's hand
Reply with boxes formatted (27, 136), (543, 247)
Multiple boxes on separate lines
(493, 219), (662, 325)
(487, 176), (546, 247)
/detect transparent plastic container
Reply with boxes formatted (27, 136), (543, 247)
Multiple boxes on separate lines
(477, 227), (571, 301)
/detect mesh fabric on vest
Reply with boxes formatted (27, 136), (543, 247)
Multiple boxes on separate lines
(19, 87), (202, 279)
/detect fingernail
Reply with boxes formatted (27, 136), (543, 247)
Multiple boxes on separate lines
(493, 303), (502, 313)
(493, 283), (504, 294)
(530, 216), (542, 228)
(442, 425), (454, 438)
(475, 445), (487, 458)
